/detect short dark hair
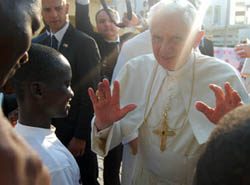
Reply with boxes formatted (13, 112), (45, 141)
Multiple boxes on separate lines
(196, 105), (250, 185)
(13, 44), (70, 101)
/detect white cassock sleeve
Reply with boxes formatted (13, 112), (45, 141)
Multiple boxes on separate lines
(91, 118), (122, 157)
(91, 55), (155, 156)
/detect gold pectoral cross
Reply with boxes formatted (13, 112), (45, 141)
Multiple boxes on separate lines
(153, 112), (176, 152)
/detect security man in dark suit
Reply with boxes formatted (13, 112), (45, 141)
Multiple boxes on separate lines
(75, 1), (135, 185)
(199, 37), (214, 57)
(33, 0), (100, 184)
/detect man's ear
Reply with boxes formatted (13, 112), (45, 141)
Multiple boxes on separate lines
(30, 82), (44, 98)
(65, 3), (69, 14)
(193, 30), (205, 48)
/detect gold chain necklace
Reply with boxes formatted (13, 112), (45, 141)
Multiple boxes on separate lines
(143, 52), (196, 151)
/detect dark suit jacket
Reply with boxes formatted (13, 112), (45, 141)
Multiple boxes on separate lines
(199, 37), (214, 57)
(75, 2), (132, 81)
(2, 93), (17, 118)
(33, 24), (101, 142)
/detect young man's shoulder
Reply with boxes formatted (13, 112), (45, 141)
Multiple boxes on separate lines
(32, 32), (47, 43)
(15, 126), (75, 173)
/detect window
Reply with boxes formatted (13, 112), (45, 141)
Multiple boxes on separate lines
(213, 5), (221, 25)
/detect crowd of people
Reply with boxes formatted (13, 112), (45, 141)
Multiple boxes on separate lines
(1, 0), (250, 185)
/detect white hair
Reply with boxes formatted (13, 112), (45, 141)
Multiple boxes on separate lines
(147, 0), (199, 30)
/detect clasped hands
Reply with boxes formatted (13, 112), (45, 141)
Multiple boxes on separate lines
(89, 80), (243, 130)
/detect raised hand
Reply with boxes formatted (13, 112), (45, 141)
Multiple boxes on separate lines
(122, 12), (139, 27)
(195, 82), (243, 124)
(88, 79), (137, 130)
(235, 43), (250, 58)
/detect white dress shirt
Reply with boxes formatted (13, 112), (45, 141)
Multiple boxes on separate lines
(15, 122), (81, 185)
(49, 21), (69, 49)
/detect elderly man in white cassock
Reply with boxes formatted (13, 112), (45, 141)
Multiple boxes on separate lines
(88, 0), (249, 184)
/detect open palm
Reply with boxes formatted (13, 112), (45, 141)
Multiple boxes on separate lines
(196, 82), (243, 124)
(88, 79), (137, 130)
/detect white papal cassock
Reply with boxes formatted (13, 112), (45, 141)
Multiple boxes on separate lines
(91, 51), (249, 185)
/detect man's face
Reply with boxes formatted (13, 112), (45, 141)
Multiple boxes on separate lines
(96, 10), (119, 41)
(151, 12), (197, 70)
(42, 57), (74, 118)
(42, 0), (68, 33)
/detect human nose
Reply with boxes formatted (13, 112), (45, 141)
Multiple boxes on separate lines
(19, 52), (29, 65)
(104, 20), (112, 26)
(16, 52), (29, 70)
(50, 9), (58, 18)
(160, 39), (175, 55)
(68, 86), (74, 98)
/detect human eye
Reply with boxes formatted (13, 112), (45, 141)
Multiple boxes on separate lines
(169, 36), (183, 45)
(152, 35), (162, 43)
(55, 5), (63, 12)
(43, 7), (50, 13)
(98, 19), (106, 24)
(65, 81), (71, 88)
(173, 36), (183, 42)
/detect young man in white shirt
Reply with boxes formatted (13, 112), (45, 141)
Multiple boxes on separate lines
(33, 1), (101, 183)
(13, 44), (81, 185)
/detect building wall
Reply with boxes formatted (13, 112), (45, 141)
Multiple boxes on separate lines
(203, 0), (250, 46)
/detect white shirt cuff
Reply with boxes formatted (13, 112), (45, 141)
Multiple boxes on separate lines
(76, 0), (89, 5)
(122, 131), (138, 144)
(93, 123), (112, 139)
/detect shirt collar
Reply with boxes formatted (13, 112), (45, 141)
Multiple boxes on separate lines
(16, 121), (56, 137)
(105, 36), (120, 44)
(49, 22), (69, 44)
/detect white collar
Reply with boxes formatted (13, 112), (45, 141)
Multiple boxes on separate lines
(15, 121), (55, 137)
(105, 36), (120, 43)
(50, 22), (69, 44)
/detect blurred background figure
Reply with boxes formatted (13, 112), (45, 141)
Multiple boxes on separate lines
(76, 1), (139, 184)
(235, 41), (250, 92)
(198, 25), (214, 57)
